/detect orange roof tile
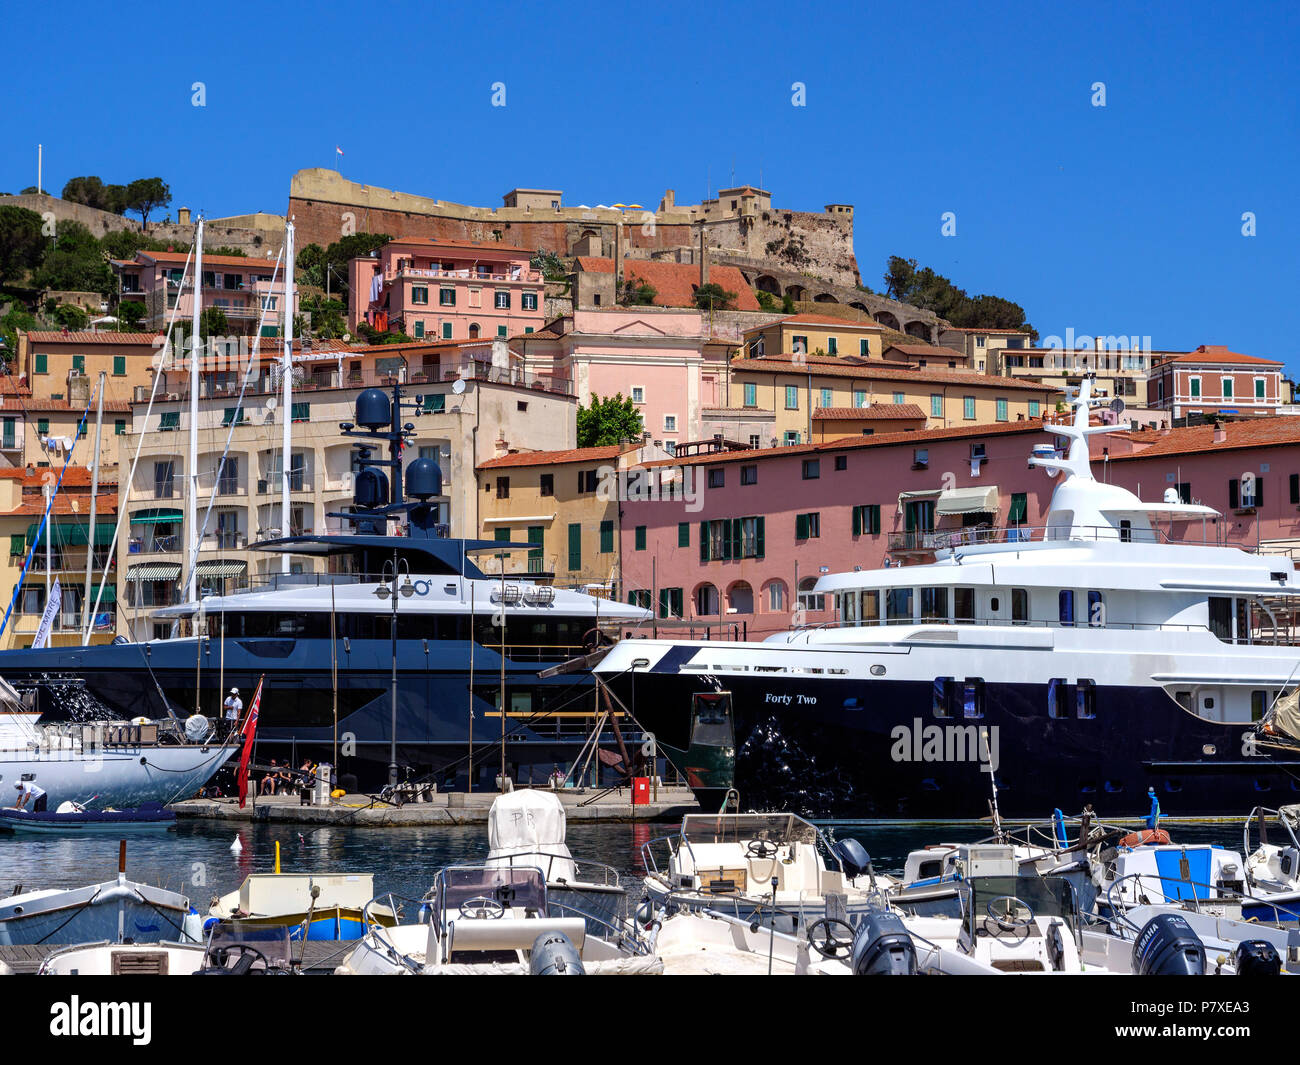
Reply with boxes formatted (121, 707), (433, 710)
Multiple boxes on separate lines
(1107, 416), (1300, 461)
(1166, 345), (1282, 367)
(730, 354), (1062, 393)
(385, 236), (532, 256)
(477, 444), (632, 470)
(813, 404), (927, 420)
(0, 466), (116, 487)
(25, 332), (163, 345)
(575, 258), (761, 312)
(884, 344), (968, 360)
(137, 250), (282, 270)
(775, 313), (882, 330)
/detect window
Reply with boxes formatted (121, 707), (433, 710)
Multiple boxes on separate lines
(1256, 377), (1266, 400)
(217, 457), (239, 494)
(827, 337), (838, 355)
(963, 396), (976, 420)
(421, 394), (446, 414)
(1230, 477), (1261, 509)
(802, 459), (820, 480)
(1076, 679), (1097, 719)
(599, 520), (613, 553)
(699, 517), (764, 561)
(961, 678), (985, 720)
(664, 415), (676, 432)
(695, 584), (719, 615)
(411, 286), (429, 305)
(658, 587), (684, 619)
(567, 523), (581, 570)
(635, 525), (646, 551)
(708, 468), (724, 488)
(115, 419), (125, 436)
(413, 321), (425, 338)
(854, 390), (867, 408)
(493, 526), (511, 544)
(784, 386), (799, 410)
(576, 469), (599, 494)
(834, 455), (847, 471)
(859, 339), (870, 357)
(1028, 400), (1040, 418)
(930, 394), (943, 417)
(795, 512), (820, 539)
(995, 398), (1008, 422)
(740, 465), (757, 486)
(631, 386), (645, 404)
(954, 587), (975, 623)
(886, 588), (913, 623)
(522, 292), (538, 311)
(153, 460), (175, 498)
(820, 388), (833, 408)
(1291, 473), (1299, 505)
(291, 402), (310, 423)
(767, 581), (786, 612)
(890, 391), (902, 406)
(627, 589), (652, 609)
(933, 677), (954, 718)
(797, 577), (824, 611)
(221, 407), (245, 427)
(540, 473), (554, 497)
(37, 418), (48, 434)
(678, 522), (690, 547)
(159, 411), (179, 431)
(442, 322), (453, 339)
(495, 291), (510, 309)
(439, 287), (455, 306)
(975, 336), (986, 348)
(1011, 587), (1028, 623)
(783, 430), (800, 445)
(791, 335), (808, 354)
(1048, 678), (1070, 719)
(1008, 492), (1028, 527)
(913, 448), (929, 469)
(497, 325), (508, 338)
(496, 476), (510, 499)
(35, 352), (48, 373)
(852, 504), (880, 536)
(743, 382), (757, 407)
(1189, 376), (1201, 398)
(72, 354), (85, 372)
(920, 586), (948, 621)
(1059, 589), (1075, 626)
(113, 356), (126, 376)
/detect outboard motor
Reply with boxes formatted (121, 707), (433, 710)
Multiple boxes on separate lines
(832, 838), (873, 880)
(850, 909), (917, 975)
(1132, 913), (1205, 975)
(1234, 939), (1282, 976)
(529, 931), (585, 976)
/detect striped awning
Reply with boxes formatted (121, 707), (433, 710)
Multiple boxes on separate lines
(936, 486), (1000, 515)
(128, 562), (181, 581)
(196, 559), (247, 578)
(26, 520), (115, 547)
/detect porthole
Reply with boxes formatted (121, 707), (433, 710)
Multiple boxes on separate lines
(870, 664), (886, 676)
(1202, 744), (1216, 755)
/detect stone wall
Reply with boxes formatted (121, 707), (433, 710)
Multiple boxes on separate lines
(0, 193), (140, 238)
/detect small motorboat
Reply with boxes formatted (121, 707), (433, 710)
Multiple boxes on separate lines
(38, 925), (295, 975)
(0, 874), (202, 946)
(0, 800), (176, 834)
(209, 872), (397, 941)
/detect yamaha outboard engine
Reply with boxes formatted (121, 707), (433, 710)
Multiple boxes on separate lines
(832, 838), (873, 880)
(529, 931), (585, 975)
(850, 909), (917, 975)
(1234, 939), (1282, 976)
(1132, 913), (1205, 975)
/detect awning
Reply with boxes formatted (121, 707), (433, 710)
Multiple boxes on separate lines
(936, 486), (1000, 516)
(482, 515), (555, 525)
(898, 488), (943, 505)
(86, 585), (117, 605)
(130, 508), (183, 525)
(196, 559), (248, 578)
(128, 562), (181, 581)
(26, 521), (115, 547)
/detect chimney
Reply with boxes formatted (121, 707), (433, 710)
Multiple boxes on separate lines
(699, 230), (709, 288)
(494, 436), (508, 457)
(1213, 419), (1226, 444)
(177, 206), (191, 226)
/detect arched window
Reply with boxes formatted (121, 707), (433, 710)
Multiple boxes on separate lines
(468, 323), (481, 339)
(693, 583), (719, 616)
(727, 581), (754, 615)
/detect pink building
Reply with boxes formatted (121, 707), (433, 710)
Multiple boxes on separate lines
(1147, 345), (1285, 420)
(511, 308), (736, 446)
(348, 238), (544, 342)
(113, 250), (297, 336)
(619, 415), (1300, 638)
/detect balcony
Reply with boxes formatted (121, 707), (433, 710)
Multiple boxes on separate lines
(388, 266), (541, 284)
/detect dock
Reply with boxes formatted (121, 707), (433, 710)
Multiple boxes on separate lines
(169, 784), (699, 826)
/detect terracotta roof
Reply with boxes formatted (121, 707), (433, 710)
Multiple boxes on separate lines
(384, 236), (531, 256)
(5, 492), (118, 517)
(775, 313), (882, 330)
(884, 344), (967, 360)
(136, 250), (282, 270)
(1164, 345), (1282, 367)
(477, 444), (631, 470)
(25, 332), (162, 345)
(0, 398), (132, 413)
(575, 258), (761, 312)
(639, 419), (1047, 469)
(730, 354), (1062, 393)
(1107, 416), (1300, 461)
(813, 403), (927, 420)
(0, 467), (116, 487)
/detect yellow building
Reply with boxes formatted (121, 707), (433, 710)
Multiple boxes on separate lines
(729, 353), (1061, 444)
(0, 466), (118, 649)
(743, 313), (884, 361)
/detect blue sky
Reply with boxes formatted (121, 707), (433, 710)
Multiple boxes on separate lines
(6, 1), (1297, 366)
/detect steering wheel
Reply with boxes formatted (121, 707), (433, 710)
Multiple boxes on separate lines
(746, 838), (780, 860)
(208, 943), (269, 974)
(982, 895), (1035, 942)
(805, 917), (856, 959)
(459, 896), (506, 920)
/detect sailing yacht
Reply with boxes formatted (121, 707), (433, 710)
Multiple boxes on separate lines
(596, 380), (1300, 817)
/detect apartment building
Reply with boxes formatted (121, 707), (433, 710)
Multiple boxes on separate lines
(1146, 345), (1286, 421)
(744, 313), (884, 360)
(936, 326), (1033, 374)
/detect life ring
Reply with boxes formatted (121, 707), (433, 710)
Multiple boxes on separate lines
(1119, 828), (1170, 848)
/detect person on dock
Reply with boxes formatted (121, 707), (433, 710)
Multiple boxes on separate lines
(223, 688), (243, 740)
(297, 760), (316, 806)
(13, 778), (47, 813)
(260, 759), (281, 796)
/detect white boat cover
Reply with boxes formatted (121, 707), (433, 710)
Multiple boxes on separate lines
(485, 789), (576, 883)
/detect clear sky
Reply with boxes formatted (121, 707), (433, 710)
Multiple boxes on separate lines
(5, 0), (1297, 366)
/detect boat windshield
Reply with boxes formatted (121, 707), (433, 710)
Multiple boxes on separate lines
(436, 865), (548, 918)
(964, 875), (1077, 927)
(680, 812), (821, 848)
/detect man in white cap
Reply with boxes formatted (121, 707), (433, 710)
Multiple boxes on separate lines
(13, 777), (47, 812)
(223, 687), (243, 740)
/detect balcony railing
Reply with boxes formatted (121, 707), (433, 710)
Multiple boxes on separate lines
(388, 266), (541, 284)
(886, 521), (1246, 553)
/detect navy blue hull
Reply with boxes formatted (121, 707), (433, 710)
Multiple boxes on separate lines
(608, 671), (1300, 818)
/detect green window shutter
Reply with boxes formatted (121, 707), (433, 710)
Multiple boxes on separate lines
(422, 394), (445, 413)
(755, 517), (764, 558)
(160, 411), (179, 430)
(678, 522), (689, 548)
(699, 521), (709, 563)
(1257, 378), (1266, 399)
(291, 402), (309, 422)
(35, 353), (47, 374)
(730, 518), (742, 560)
(113, 356), (126, 375)
(413, 321), (425, 338)
(497, 325), (508, 338)
(869, 505), (880, 534)
(567, 523), (581, 570)
(1229, 479), (1239, 510)
(37, 419), (49, 435)
(114, 420), (125, 436)
(658, 589), (669, 618)
(442, 322), (452, 339)
(72, 354), (85, 372)
(1008, 493), (1027, 523)
(527, 525), (544, 561)
(635, 525), (646, 551)
(852, 506), (862, 536)
(494, 526), (511, 543)
(743, 382), (756, 406)
(1255, 477), (1263, 506)
(599, 519), (613, 553)
(796, 513), (808, 540)
(9, 533), (24, 556)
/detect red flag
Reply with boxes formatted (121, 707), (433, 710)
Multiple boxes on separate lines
(236, 676), (265, 809)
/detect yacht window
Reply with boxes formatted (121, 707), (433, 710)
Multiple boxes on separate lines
(989, 596), (999, 613)
(1048, 678), (1070, 719)
(1011, 588), (1028, 624)
(1087, 590), (1104, 627)
(860, 590), (880, 625)
(886, 588), (914, 623)
(1119, 520), (1132, 543)
(933, 677), (953, 718)
(1252, 690), (1269, 721)
(1059, 590), (1075, 626)
(962, 678), (985, 720)
(953, 587), (975, 623)
(1236, 598), (1251, 645)
(1076, 679), (1096, 719)
(1174, 691), (1193, 710)
(1208, 597), (1232, 641)
(920, 587), (948, 621)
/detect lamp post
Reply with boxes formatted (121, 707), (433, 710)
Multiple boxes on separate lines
(376, 550), (413, 787)
(496, 551), (508, 793)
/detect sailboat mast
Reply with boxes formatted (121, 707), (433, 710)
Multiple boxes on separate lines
(81, 371), (106, 637)
(280, 220), (295, 574)
(186, 217), (204, 605)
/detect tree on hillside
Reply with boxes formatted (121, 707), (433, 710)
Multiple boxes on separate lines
(125, 178), (171, 227)
(0, 206), (46, 285)
(883, 255), (1036, 341)
(62, 176), (109, 211)
(296, 233), (390, 299)
(576, 393), (643, 448)
(198, 306), (229, 340)
(32, 220), (114, 297)
(694, 282), (737, 312)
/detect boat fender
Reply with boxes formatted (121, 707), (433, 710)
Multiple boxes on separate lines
(831, 838), (873, 880)
(529, 932), (585, 976)
(850, 909), (917, 975)
(1132, 913), (1205, 976)
(1234, 939), (1282, 976)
